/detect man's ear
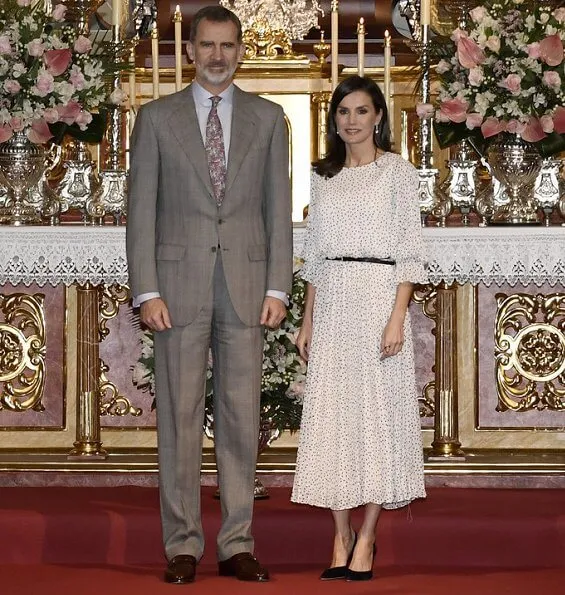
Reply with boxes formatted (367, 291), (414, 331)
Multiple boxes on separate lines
(186, 41), (195, 62)
(238, 43), (245, 61)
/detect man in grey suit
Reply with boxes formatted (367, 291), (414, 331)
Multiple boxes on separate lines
(126, 5), (292, 584)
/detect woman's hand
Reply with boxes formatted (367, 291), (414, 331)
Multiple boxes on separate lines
(296, 324), (313, 362)
(380, 316), (405, 358)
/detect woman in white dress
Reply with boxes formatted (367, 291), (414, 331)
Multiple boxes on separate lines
(291, 76), (427, 582)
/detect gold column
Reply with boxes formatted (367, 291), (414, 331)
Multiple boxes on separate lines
(68, 283), (107, 459)
(429, 282), (465, 458)
(312, 92), (331, 160)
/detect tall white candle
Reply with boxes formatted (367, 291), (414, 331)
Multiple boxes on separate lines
(112, 0), (122, 27)
(331, 1), (339, 91)
(420, 0), (430, 26)
(151, 27), (160, 100)
(174, 5), (183, 92)
(357, 18), (365, 78)
(384, 30), (391, 110)
(128, 47), (136, 134)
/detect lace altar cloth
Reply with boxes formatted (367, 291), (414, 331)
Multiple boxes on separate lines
(0, 225), (564, 288)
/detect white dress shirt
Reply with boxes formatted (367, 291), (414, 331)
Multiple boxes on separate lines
(134, 82), (288, 308)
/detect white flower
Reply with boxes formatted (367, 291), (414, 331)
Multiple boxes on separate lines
(436, 59), (451, 74)
(539, 13), (550, 24)
(109, 87), (129, 105)
(12, 62), (26, 78)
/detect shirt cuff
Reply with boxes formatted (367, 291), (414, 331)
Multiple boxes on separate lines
(266, 289), (289, 307)
(132, 292), (161, 308)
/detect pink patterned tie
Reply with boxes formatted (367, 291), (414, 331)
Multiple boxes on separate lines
(205, 96), (226, 206)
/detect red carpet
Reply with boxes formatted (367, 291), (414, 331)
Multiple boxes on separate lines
(1, 486), (565, 593)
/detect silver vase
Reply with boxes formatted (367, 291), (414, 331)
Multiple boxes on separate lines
(0, 132), (45, 225)
(488, 133), (542, 224)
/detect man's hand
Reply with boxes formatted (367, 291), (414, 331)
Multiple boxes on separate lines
(260, 296), (287, 329)
(140, 297), (172, 332)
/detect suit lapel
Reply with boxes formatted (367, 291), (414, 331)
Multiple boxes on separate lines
(226, 87), (256, 194)
(167, 86), (214, 199)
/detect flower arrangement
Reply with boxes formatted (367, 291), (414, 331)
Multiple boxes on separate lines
(419, 0), (565, 157)
(132, 264), (307, 434)
(0, 0), (120, 145)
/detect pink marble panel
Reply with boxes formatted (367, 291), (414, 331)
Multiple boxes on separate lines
(478, 283), (565, 429)
(410, 297), (436, 428)
(99, 301), (156, 428)
(0, 284), (65, 429)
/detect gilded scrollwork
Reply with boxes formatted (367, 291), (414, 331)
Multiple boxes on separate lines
(243, 19), (296, 60)
(412, 283), (438, 417)
(0, 293), (46, 412)
(97, 283), (143, 417)
(99, 360), (142, 417)
(495, 292), (565, 411)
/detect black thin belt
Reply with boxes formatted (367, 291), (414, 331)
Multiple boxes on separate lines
(326, 257), (396, 265)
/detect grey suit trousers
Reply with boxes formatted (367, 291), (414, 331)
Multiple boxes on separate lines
(154, 253), (263, 561)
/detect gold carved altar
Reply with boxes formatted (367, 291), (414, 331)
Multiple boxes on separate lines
(1, 9), (565, 484)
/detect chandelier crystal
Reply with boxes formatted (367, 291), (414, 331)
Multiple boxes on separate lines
(219, 0), (323, 41)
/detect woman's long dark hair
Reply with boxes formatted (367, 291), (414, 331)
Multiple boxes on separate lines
(313, 75), (391, 178)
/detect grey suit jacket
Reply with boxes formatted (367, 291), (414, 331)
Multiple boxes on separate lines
(126, 84), (293, 327)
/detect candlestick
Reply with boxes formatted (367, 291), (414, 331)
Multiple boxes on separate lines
(112, 0), (121, 27)
(331, 1), (339, 91)
(420, 0), (431, 26)
(151, 26), (160, 100)
(128, 47), (136, 135)
(384, 30), (391, 111)
(174, 5), (183, 92)
(357, 18), (365, 78)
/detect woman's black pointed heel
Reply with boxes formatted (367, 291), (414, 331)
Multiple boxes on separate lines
(319, 531), (357, 581)
(345, 543), (377, 582)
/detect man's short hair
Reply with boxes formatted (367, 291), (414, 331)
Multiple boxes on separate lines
(189, 6), (243, 43)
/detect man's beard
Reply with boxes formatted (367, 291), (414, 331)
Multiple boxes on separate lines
(199, 61), (237, 86)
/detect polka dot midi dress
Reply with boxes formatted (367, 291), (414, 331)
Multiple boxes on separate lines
(291, 152), (428, 511)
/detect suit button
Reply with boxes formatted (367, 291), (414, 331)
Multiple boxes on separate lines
(211, 247), (217, 253)
(218, 219), (224, 224)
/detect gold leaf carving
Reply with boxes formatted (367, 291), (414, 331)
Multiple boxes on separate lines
(0, 293), (46, 412)
(495, 292), (565, 411)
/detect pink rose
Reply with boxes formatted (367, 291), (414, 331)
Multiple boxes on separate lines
(465, 113), (483, 130)
(540, 115), (554, 134)
(468, 67), (484, 86)
(481, 117), (506, 138)
(485, 36), (500, 53)
(436, 59), (451, 74)
(539, 34), (563, 67)
(0, 35), (12, 55)
(44, 49), (72, 76)
(500, 74), (521, 94)
(9, 117), (24, 132)
(16, 0), (31, 6)
(34, 71), (55, 97)
(57, 101), (82, 125)
(542, 70), (561, 89)
(527, 42), (541, 59)
(109, 87), (128, 105)
(553, 106), (565, 134)
(43, 108), (59, 124)
(506, 120), (526, 135)
(521, 117), (546, 143)
(75, 110), (93, 131)
(73, 36), (92, 55)
(27, 119), (54, 144)
(451, 28), (466, 43)
(439, 98), (469, 123)
(52, 4), (67, 22)
(469, 6), (488, 23)
(416, 103), (435, 119)
(0, 125), (13, 143)
(457, 34), (486, 69)
(27, 39), (45, 57)
(3, 79), (21, 94)
(555, 8), (565, 23)
(70, 67), (86, 90)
